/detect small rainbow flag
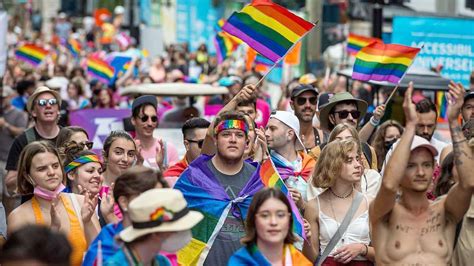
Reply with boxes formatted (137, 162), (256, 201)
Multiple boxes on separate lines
(67, 38), (81, 58)
(222, 0), (315, 63)
(87, 57), (114, 85)
(15, 44), (49, 66)
(352, 42), (420, 84)
(260, 159), (305, 239)
(436, 91), (448, 123)
(347, 33), (381, 55)
(214, 19), (241, 63)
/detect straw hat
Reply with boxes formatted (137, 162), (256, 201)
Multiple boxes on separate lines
(119, 189), (203, 242)
(318, 92), (367, 131)
(26, 86), (61, 113)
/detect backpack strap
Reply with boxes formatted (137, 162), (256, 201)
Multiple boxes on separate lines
(25, 127), (37, 144)
(361, 142), (372, 169)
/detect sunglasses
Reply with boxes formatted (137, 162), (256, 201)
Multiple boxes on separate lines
(139, 115), (158, 123)
(296, 97), (317, 106)
(37, 98), (58, 107)
(187, 139), (204, 148)
(333, 110), (361, 119)
(79, 141), (94, 150)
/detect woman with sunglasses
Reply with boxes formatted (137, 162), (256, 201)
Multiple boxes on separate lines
(229, 188), (312, 265)
(7, 141), (100, 266)
(303, 139), (375, 265)
(57, 126), (94, 163)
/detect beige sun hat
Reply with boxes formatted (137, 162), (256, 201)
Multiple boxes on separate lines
(119, 188), (203, 243)
(26, 86), (61, 113)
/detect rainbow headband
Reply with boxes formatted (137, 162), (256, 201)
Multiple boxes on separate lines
(214, 119), (249, 135)
(65, 154), (101, 173)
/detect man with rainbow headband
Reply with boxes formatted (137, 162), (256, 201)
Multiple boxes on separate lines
(174, 111), (264, 266)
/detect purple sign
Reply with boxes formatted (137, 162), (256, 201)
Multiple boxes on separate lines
(69, 109), (131, 154)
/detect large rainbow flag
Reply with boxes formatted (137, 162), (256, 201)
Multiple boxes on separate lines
(15, 44), (49, 66)
(174, 155), (264, 265)
(352, 42), (420, 84)
(347, 33), (381, 55)
(436, 91), (448, 123)
(222, 0), (314, 63)
(260, 159), (305, 239)
(87, 57), (115, 85)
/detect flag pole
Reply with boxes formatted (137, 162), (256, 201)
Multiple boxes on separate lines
(255, 20), (320, 87)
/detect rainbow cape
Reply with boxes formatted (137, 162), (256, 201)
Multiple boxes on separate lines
(222, 0), (314, 63)
(260, 159), (306, 239)
(174, 155), (263, 265)
(352, 42), (420, 84)
(229, 244), (312, 266)
(87, 57), (115, 85)
(67, 38), (81, 57)
(347, 33), (381, 55)
(15, 44), (49, 66)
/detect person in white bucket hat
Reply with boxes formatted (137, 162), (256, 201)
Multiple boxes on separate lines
(105, 188), (203, 266)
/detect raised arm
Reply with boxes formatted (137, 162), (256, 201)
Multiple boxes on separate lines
(359, 104), (385, 143)
(370, 82), (417, 223)
(201, 84), (256, 155)
(444, 81), (474, 222)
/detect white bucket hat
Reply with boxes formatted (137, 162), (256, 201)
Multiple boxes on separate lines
(119, 188), (203, 243)
(269, 111), (305, 151)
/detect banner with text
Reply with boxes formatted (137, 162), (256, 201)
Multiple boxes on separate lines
(392, 16), (474, 87)
(69, 109), (130, 154)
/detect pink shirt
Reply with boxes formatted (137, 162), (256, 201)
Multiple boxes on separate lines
(139, 138), (179, 169)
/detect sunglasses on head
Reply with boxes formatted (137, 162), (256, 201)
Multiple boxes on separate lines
(333, 110), (361, 119)
(37, 98), (58, 107)
(296, 96), (317, 106)
(139, 115), (158, 123)
(187, 139), (204, 148)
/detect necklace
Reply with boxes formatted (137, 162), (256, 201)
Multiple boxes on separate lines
(329, 187), (353, 199)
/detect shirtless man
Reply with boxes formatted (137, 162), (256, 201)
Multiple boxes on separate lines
(370, 82), (474, 264)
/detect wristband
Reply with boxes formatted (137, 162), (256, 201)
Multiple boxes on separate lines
(362, 244), (368, 256)
(369, 116), (380, 127)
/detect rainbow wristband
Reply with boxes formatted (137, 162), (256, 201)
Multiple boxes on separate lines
(65, 154), (101, 173)
(214, 119), (249, 135)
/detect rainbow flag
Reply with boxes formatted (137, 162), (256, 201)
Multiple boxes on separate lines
(214, 19), (241, 63)
(352, 42), (420, 84)
(67, 38), (81, 58)
(87, 57), (114, 85)
(15, 44), (49, 66)
(436, 91), (448, 123)
(222, 0), (314, 63)
(347, 33), (381, 55)
(260, 159), (305, 239)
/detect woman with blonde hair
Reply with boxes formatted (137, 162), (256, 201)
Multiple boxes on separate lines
(303, 139), (375, 265)
(308, 123), (382, 200)
(7, 141), (100, 266)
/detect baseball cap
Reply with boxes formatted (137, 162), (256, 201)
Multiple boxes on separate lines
(132, 95), (157, 114)
(464, 91), (474, 103)
(410, 135), (438, 157)
(291, 84), (319, 98)
(270, 111), (305, 151)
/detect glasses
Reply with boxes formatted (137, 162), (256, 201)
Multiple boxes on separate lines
(187, 139), (204, 148)
(79, 141), (94, 150)
(256, 210), (291, 221)
(296, 97), (317, 106)
(333, 110), (361, 119)
(139, 115), (158, 123)
(37, 98), (58, 107)
(65, 141), (94, 151)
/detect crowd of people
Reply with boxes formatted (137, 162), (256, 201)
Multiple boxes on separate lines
(0, 5), (474, 266)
